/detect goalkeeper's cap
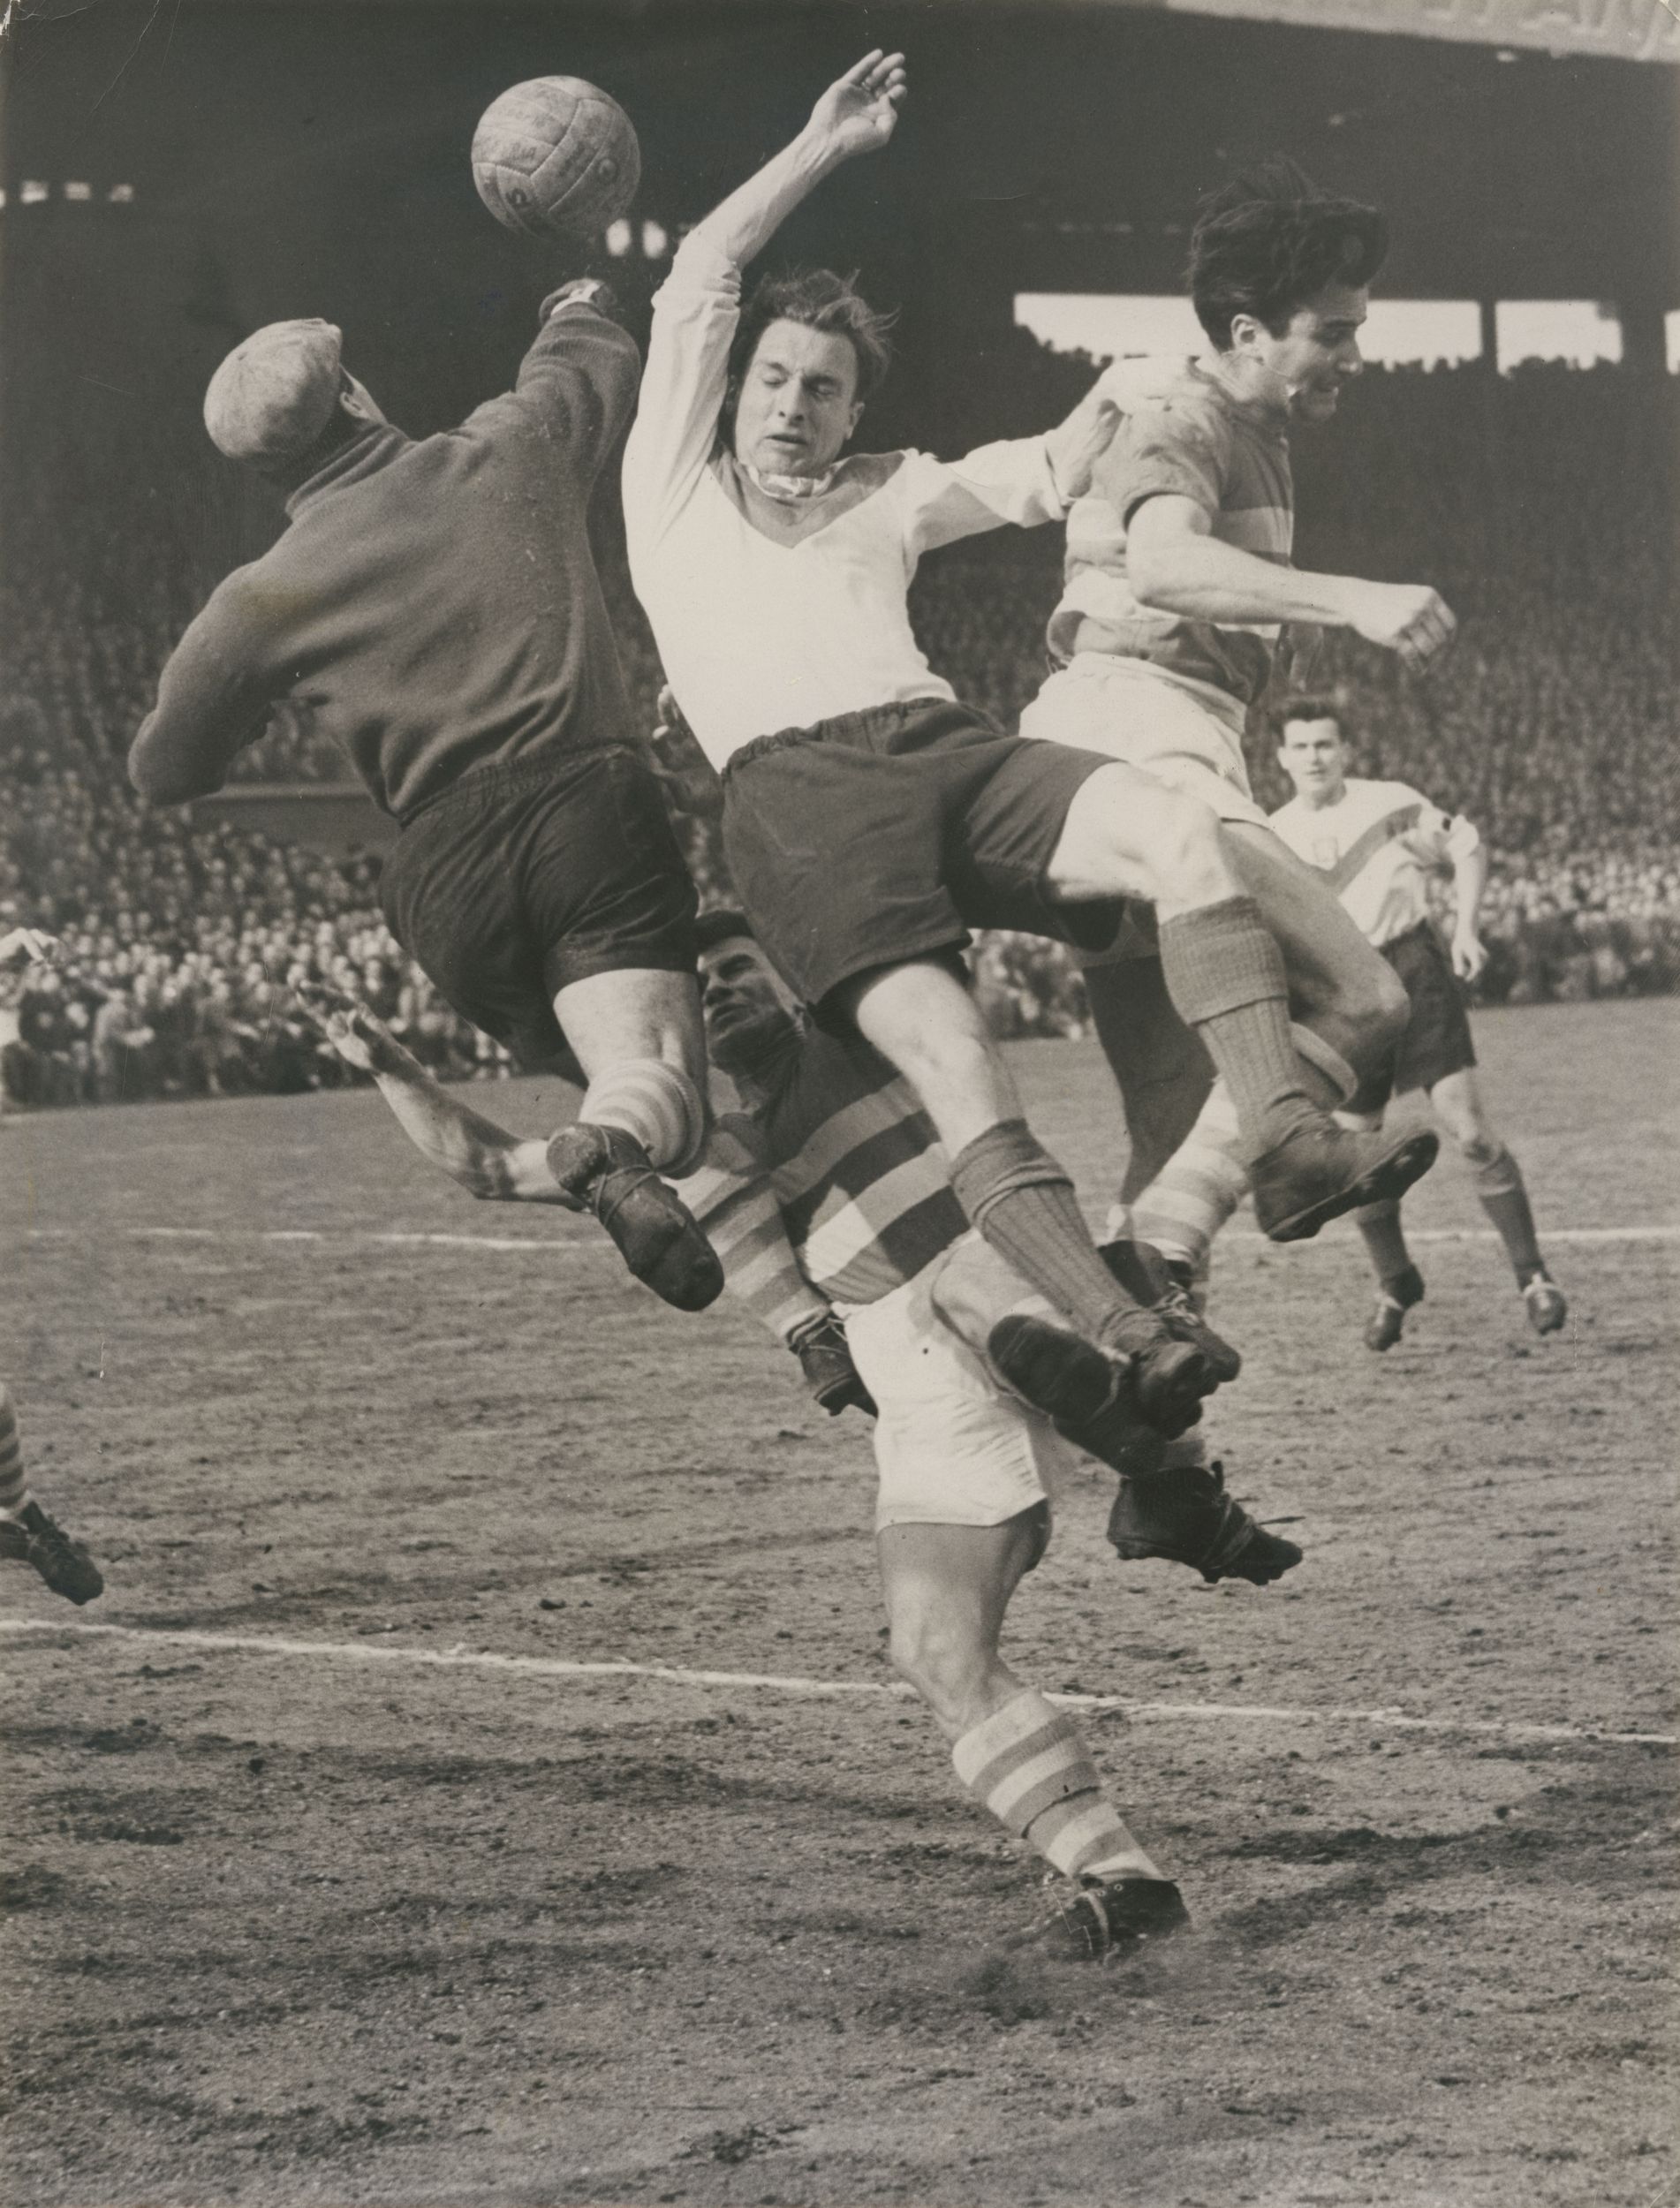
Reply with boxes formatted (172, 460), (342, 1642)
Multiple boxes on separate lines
(203, 319), (344, 464)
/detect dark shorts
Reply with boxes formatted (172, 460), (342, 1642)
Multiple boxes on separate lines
(1382, 920), (1477, 1095)
(718, 699), (1124, 1016)
(379, 745), (697, 1069)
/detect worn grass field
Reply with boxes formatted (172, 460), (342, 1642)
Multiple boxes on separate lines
(1, 997), (1676, 2207)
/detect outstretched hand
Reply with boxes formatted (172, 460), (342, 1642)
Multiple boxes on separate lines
(292, 982), (402, 1075)
(806, 50), (908, 163)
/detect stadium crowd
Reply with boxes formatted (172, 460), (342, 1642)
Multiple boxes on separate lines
(2, 350), (1675, 1103)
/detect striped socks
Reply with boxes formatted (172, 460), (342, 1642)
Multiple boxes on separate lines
(952, 1688), (1164, 1883)
(0, 1387), (34, 1519)
(579, 1058), (708, 1177)
(678, 1120), (829, 1347)
(1127, 1082), (1249, 1274)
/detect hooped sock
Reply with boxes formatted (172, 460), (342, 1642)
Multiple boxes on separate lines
(1127, 1084), (1249, 1275)
(0, 1388), (34, 1519)
(580, 1058), (708, 1176)
(953, 1688), (1163, 1882)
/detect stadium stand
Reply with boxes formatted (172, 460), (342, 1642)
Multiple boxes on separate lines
(2, 349), (1675, 1100)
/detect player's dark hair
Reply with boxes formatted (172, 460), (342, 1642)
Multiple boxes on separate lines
(1188, 157), (1388, 352)
(728, 268), (896, 409)
(693, 907), (757, 956)
(1275, 694), (1346, 739)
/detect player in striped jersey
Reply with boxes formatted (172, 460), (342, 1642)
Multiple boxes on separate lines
(681, 910), (1298, 1958)
(1270, 700), (1566, 1349)
(0, 928), (104, 1605)
(300, 936), (1296, 1958)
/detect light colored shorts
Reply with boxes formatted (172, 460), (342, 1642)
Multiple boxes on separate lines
(840, 1237), (1078, 1542)
(1018, 653), (1271, 832)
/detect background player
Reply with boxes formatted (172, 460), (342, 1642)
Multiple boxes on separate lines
(622, 52), (1434, 1433)
(127, 285), (720, 1312)
(1270, 698), (1567, 1348)
(0, 926), (104, 1607)
(1020, 156), (1457, 1285)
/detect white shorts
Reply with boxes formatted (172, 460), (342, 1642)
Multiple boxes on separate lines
(841, 1237), (1078, 1542)
(1018, 653), (1271, 831)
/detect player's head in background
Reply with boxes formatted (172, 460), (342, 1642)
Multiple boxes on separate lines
(725, 270), (895, 480)
(1188, 157), (1387, 423)
(694, 908), (803, 1078)
(1276, 696), (1351, 806)
(203, 320), (388, 491)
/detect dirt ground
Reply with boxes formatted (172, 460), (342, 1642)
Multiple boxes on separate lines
(1, 996), (1675, 2208)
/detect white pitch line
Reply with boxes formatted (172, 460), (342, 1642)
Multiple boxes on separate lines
(1, 1618), (1672, 1748)
(20, 1222), (1679, 1256)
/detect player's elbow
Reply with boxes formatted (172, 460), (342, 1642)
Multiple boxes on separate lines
(128, 731), (217, 805)
(1124, 540), (1188, 611)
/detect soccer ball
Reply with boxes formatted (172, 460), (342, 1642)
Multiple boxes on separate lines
(471, 77), (641, 241)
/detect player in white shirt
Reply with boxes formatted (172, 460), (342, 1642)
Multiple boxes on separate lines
(622, 51), (1435, 1440)
(1270, 700), (1566, 1348)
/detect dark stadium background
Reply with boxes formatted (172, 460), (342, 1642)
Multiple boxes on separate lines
(1, 0), (1676, 1099)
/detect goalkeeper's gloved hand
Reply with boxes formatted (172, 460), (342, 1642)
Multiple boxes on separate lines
(791, 1313), (876, 1419)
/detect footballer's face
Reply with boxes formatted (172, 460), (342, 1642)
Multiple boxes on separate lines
(733, 321), (864, 479)
(1234, 283), (1367, 422)
(1278, 716), (1348, 804)
(699, 935), (801, 1074)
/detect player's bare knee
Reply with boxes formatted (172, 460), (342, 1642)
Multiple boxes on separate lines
(1344, 963), (1409, 1060)
(1455, 1125), (1502, 1168)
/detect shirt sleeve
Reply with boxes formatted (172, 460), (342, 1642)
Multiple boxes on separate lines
(129, 582), (283, 799)
(621, 232), (741, 556)
(900, 437), (1068, 560)
(1091, 400), (1225, 529)
(1398, 788), (1480, 867)
(464, 301), (640, 485)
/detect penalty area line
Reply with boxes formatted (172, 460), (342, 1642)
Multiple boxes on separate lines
(1, 1618), (1673, 1749)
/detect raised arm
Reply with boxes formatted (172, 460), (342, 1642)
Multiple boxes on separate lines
(475, 281), (641, 480)
(904, 356), (1181, 561)
(1126, 491), (1457, 674)
(692, 49), (906, 271)
(623, 53), (906, 548)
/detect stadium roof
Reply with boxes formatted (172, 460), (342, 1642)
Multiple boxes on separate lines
(176, 0), (1680, 52)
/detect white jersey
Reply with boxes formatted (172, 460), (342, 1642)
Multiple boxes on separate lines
(621, 235), (1071, 773)
(1268, 777), (1480, 948)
